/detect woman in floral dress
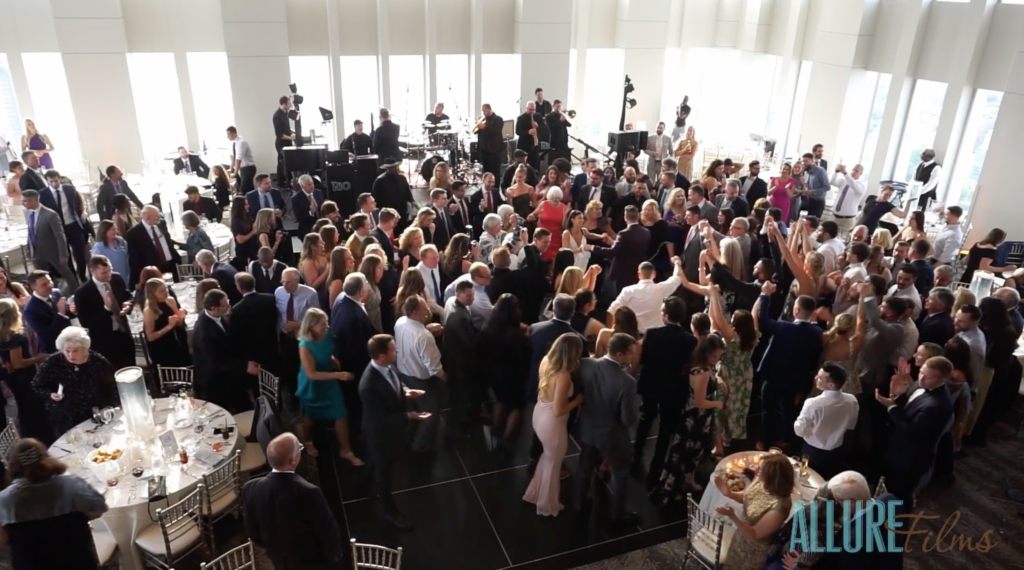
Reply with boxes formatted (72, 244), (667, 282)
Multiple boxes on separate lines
(709, 287), (758, 455)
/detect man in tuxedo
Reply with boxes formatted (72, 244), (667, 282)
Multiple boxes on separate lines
(739, 160), (767, 205)
(246, 174), (286, 229)
(585, 206), (650, 296)
(22, 190), (79, 291)
(574, 333), (641, 528)
(292, 174), (324, 238)
(194, 288), (259, 411)
(332, 274), (376, 423)
(714, 179), (749, 218)
(572, 157), (597, 202)
(476, 103), (505, 178)
(126, 206), (182, 289)
(172, 146), (210, 178)
(516, 229), (551, 324)
(73, 256), (134, 370)
(182, 186), (222, 222)
(875, 356), (954, 504)
(17, 151), (46, 191)
(341, 119), (374, 156)
(428, 189), (454, 251)
(370, 208), (399, 270)
(442, 281), (478, 436)
(22, 270), (71, 354)
(195, 249), (241, 305)
(545, 100), (571, 164)
(372, 108), (402, 168)
(42, 170), (92, 282)
(644, 122), (672, 180)
(96, 165), (144, 221)
(501, 150), (539, 190)
(359, 334), (430, 530)
(371, 160), (415, 235)
(574, 169), (616, 218)
(249, 247), (288, 295)
(242, 433), (342, 570)
(757, 282), (823, 449)
(231, 272), (280, 373)
(515, 102), (542, 170)
(632, 297), (697, 486)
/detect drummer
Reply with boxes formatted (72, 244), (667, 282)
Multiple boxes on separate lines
(424, 102), (450, 134)
(341, 119), (374, 156)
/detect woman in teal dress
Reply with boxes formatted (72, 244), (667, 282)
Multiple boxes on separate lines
(297, 308), (364, 466)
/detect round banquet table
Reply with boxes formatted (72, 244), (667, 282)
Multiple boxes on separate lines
(47, 398), (242, 570)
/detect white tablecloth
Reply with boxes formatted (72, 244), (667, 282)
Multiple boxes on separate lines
(48, 398), (241, 570)
(0, 224), (27, 255)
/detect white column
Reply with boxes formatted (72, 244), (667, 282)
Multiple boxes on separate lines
(966, 50), (1024, 243)
(50, 0), (145, 173)
(515, 0), (573, 109)
(377, 0), (392, 110)
(614, 0), (674, 130)
(220, 0), (291, 173)
(567, 0), (590, 141)
(326, 0), (345, 140)
(469, 0), (484, 114)
(174, 53), (201, 152)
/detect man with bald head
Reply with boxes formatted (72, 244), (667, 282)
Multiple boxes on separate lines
(242, 433), (342, 570)
(126, 204), (183, 288)
(515, 101), (543, 170)
(830, 163), (866, 231)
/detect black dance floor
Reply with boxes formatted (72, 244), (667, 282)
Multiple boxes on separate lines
(315, 408), (688, 570)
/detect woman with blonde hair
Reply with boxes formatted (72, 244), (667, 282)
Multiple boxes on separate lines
(413, 207), (437, 244)
(865, 244), (891, 283)
(766, 219), (833, 319)
(358, 253), (385, 332)
(295, 308), (363, 464)
(299, 233), (330, 307)
(673, 125), (698, 178)
(143, 278), (190, 368)
(429, 161), (453, 192)
(508, 164), (535, 219)
(582, 199), (615, 243)
(951, 287), (976, 318)
(21, 118), (55, 169)
(0, 299), (48, 439)
(871, 227), (894, 253)
(554, 265), (599, 298)
(397, 226), (425, 268)
(254, 208), (284, 258)
(326, 246), (355, 307)
(821, 310), (865, 394)
(712, 452), (795, 541)
(522, 333), (585, 516)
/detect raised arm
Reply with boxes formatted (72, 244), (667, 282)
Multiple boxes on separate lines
(708, 286), (734, 342)
(770, 221), (814, 295)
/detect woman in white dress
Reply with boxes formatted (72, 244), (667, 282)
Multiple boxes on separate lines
(562, 209), (606, 269)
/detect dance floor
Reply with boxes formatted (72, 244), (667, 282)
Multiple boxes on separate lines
(315, 408), (689, 570)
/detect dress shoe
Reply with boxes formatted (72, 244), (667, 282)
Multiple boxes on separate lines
(610, 512), (641, 530)
(381, 510), (415, 531)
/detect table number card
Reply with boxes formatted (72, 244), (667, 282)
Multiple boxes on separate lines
(158, 430), (178, 458)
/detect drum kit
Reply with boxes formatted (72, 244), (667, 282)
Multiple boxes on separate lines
(404, 119), (484, 187)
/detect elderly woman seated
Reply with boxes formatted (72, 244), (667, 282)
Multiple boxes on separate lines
(182, 210), (214, 263)
(31, 327), (119, 440)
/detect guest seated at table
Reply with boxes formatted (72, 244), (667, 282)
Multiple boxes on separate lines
(181, 211), (214, 264)
(90, 220), (131, 280)
(142, 278), (191, 368)
(32, 326), (119, 438)
(0, 438), (109, 570)
(712, 452), (795, 544)
(182, 185), (222, 222)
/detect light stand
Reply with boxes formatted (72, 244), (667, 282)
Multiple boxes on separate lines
(288, 83), (305, 147)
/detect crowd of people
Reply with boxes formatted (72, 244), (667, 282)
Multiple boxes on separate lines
(0, 106), (1022, 569)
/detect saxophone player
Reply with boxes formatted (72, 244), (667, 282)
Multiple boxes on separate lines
(515, 101), (542, 171)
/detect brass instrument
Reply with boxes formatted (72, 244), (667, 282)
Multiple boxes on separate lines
(531, 117), (539, 146)
(471, 116), (485, 134)
(566, 110), (577, 119)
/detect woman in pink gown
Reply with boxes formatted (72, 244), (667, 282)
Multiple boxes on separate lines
(523, 333), (585, 516)
(527, 187), (568, 261)
(768, 163), (797, 221)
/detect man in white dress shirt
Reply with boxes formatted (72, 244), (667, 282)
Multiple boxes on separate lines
(793, 362), (859, 479)
(914, 149), (942, 211)
(416, 244), (446, 315)
(443, 263), (494, 329)
(829, 163), (866, 231)
(394, 295), (444, 452)
(932, 206), (964, 264)
(608, 259), (684, 333)
(227, 126), (257, 194)
(843, 242), (871, 284)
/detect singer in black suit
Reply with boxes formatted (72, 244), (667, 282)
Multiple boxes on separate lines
(877, 357), (955, 504)
(632, 297), (697, 485)
(172, 148), (211, 178)
(231, 273), (281, 373)
(588, 207), (651, 294)
(372, 109), (402, 168)
(476, 104), (504, 178)
(242, 433), (342, 570)
(73, 258), (135, 370)
(515, 102), (543, 170)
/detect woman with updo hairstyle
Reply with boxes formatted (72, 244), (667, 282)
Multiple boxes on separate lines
(32, 327), (119, 438)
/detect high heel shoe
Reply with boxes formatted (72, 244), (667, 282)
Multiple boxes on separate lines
(340, 450), (365, 466)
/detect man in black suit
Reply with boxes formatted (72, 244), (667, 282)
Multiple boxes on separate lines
(574, 168), (616, 216)
(428, 189), (453, 251)
(172, 146), (210, 178)
(195, 249), (241, 305)
(22, 271), (71, 354)
(442, 281), (478, 437)
(371, 160), (414, 235)
(248, 247), (288, 295)
(585, 206), (651, 296)
(182, 186), (222, 223)
(475, 103), (505, 178)
(359, 334), (431, 530)
(42, 169), (93, 282)
(96, 165), (144, 221)
(127, 205), (183, 288)
(472, 172), (504, 220)
(372, 107), (402, 168)
(341, 119), (374, 155)
(632, 297), (697, 486)
(17, 151), (46, 192)
(515, 101), (542, 170)
(875, 356), (955, 504)
(739, 160), (767, 205)
(73, 255), (134, 370)
(242, 433), (342, 570)
(574, 333), (641, 528)
(918, 286), (955, 347)
(369, 208), (398, 270)
(517, 228), (552, 325)
(714, 179), (750, 218)
(332, 274), (377, 426)
(486, 247), (523, 303)
(356, 193), (381, 231)
(448, 181), (478, 236)
(231, 272), (280, 373)
(273, 95), (296, 185)
(193, 288), (259, 412)
(292, 174), (324, 238)
(545, 100), (572, 164)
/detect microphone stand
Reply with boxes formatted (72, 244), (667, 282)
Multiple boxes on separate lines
(568, 134), (612, 162)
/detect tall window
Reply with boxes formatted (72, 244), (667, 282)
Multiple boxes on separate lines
(948, 89), (1003, 210)
(126, 53), (188, 171)
(567, 49), (577, 112)
(289, 56), (337, 149)
(579, 49), (624, 144)
(859, 73), (892, 180)
(388, 55), (425, 135)
(21, 53), (84, 179)
(783, 61), (813, 160)
(480, 54), (521, 124)
(435, 54), (469, 125)
(0, 54), (22, 164)
(659, 48), (682, 125)
(763, 56), (787, 142)
(186, 52), (235, 159)
(339, 56), (379, 137)
(895, 79), (947, 183)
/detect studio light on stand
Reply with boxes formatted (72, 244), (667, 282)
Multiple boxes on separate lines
(288, 83), (306, 147)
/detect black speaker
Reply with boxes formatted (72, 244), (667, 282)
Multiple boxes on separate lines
(283, 146), (326, 176)
(607, 131), (648, 156)
(325, 164), (357, 217)
(354, 155), (380, 200)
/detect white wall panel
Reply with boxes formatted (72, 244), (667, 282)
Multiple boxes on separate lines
(227, 56), (290, 170)
(220, 0), (287, 23)
(436, 0), (472, 53)
(224, 23), (290, 57)
(49, 0), (121, 19)
(0, 0), (59, 52)
(337, 0), (379, 55)
(867, 0), (900, 72)
(975, 4), (1024, 91)
(388, 0), (426, 55)
(286, 0), (329, 55)
(915, 2), (970, 83)
(62, 53), (144, 170)
(53, 19), (129, 54)
(587, 0), (618, 49)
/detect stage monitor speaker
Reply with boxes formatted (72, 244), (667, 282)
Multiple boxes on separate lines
(325, 163), (357, 217)
(326, 149), (350, 164)
(354, 155), (380, 199)
(607, 131), (648, 156)
(283, 145), (327, 176)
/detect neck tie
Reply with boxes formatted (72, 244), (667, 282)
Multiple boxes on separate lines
(308, 193), (318, 216)
(53, 189), (65, 223)
(286, 293), (295, 322)
(685, 225), (696, 249)
(262, 193), (271, 210)
(183, 158), (191, 174)
(590, 186), (598, 201)
(114, 181), (122, 195)
(387, 366), (402, 395)
(430, 269), (442, 304)
(28, 211), (36, 248)
(835, 184), (851, 212)
(151, 226), (167, 262)
(485, 190), (492, 212)
(264, 267), (271, 281)
(459, 200), (469, 226)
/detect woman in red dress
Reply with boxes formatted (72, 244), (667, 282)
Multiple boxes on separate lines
(528, 187), (569, 261)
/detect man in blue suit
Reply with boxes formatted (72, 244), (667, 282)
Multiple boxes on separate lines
(23, 270), (72, 354)
(246, 173), (285, 230)
(757, 281), (822, 450)
(331, 273), (377, 433)
(42, 170), (93, 282)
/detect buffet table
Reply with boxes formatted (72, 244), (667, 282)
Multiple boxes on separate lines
(47, 397), (241, 570)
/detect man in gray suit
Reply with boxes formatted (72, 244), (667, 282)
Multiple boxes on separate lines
(22, 189), (78, 291)
(574, 333), (641, 529)
(644, 122), (672, 180)
(688, 185), (720, 230)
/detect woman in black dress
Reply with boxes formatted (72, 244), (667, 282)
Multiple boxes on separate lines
(231, 196), (258, 267)
(650, 334), (726, 506)
(959, 228), (1015, 284)
(32, 327), (119, 438)
(479, 294), (529, 448)
(640, 194), (671, 275)
(0, 438), (109, 570)
(142, 279), (191, 368)
(0, 300), (49, 441)
(211, 164), (232, 208)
